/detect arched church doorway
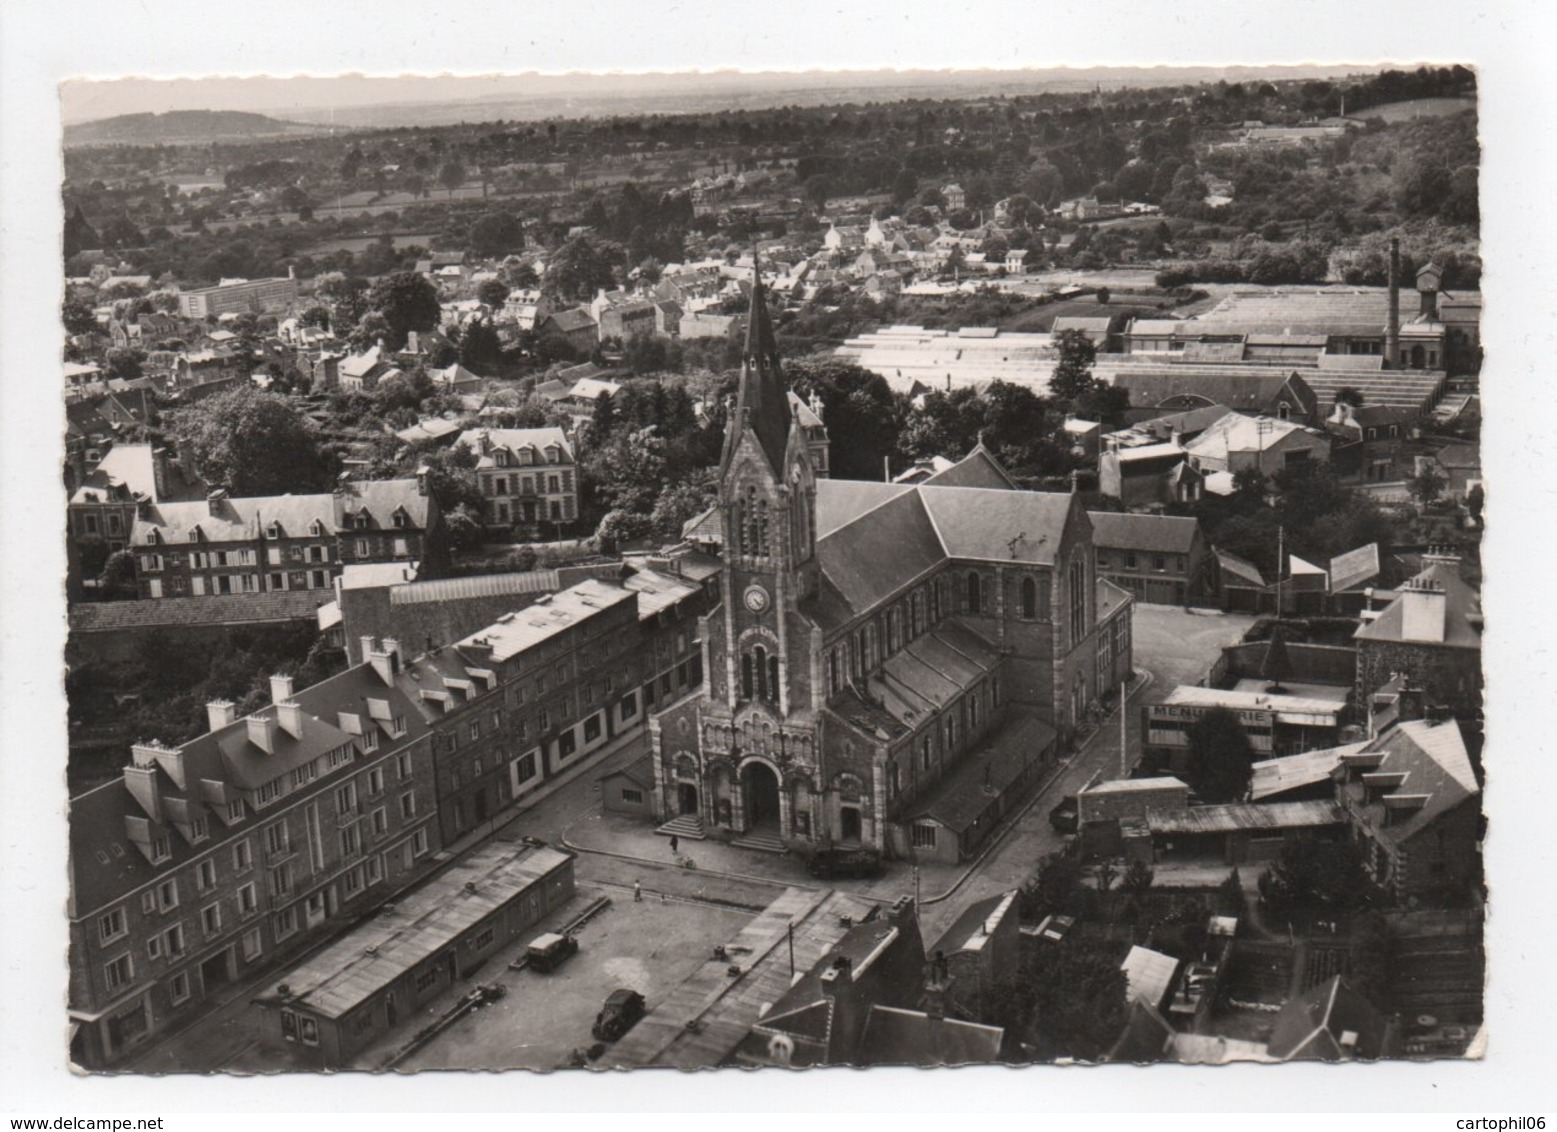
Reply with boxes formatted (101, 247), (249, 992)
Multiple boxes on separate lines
(840, 806), (863, 843)
(742, 760), (781, 830)
(677, 782), (700, 816)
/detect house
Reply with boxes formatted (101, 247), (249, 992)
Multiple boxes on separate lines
(1354, 552), (1482, 720)
(1415, 443), (1481, 500)
(591, 290), (659, 342)
(454, 427), (579, 531)
(536, 308), (599, 357)
(1183, 412), (1331, 477)
(1326, 402), (1416, 483)
(429, 362), (483, 396)
(942, 184), (967, 212)
(1052, 315), (1118, 352)
(1141, 683), (1347, 765)
(647, 264), (1132, 862)
(1004, 248), (1029, 274)
(253, 842), (574, 1068)
(128, 479), (437, 600)
(1086, 512), (1212, 606)
(926, 890), (1021, 1024)
(335, 347), (403, 394)
(1265, 976), (1393, 1061)
(66, 652), (444, 1068)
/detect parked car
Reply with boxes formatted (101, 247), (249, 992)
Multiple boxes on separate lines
(591, 988), (647, 1041)
(805, 847), (884, 880)
(526, 932), (578, 973)
(1048, 796), (1079, 835)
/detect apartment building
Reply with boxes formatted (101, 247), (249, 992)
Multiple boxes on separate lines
(67, 644), (442, 1068)
(455, 427), (578, 533)
(129, 479), (437, 599)
(177, 276), (300, 319)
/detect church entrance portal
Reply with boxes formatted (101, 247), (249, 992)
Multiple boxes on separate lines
(840, 805), (862, 843)
(678, 782), (700, 816)
(742, 761), (781, 830)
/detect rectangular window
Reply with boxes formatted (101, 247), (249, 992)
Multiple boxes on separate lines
(415, 968), (438, 992)
(268, 864), (292, 899)
(254, 780), (282, 807)
(558, 730), (577, 759)
(169, 970), (191, 1005)
(515, 752), (538, 783)
(264, 822), (289, 856)
(412, 829), (429, 857)
(226, 799), (246, 823)
(157, 879), (179, 912)
(232, 839), (253, 874)
(290, 763), (316, 788)
(621, 787), (644, 805)
(201, 903), (222, 935)
(397, 752), (413, 779)
(584, 715), (602, 742)
(372, 808), (388, 836)
(237, 883), (258, 917)
(150, 835), (172, 863)
(367, 855), (384, 886)
(342, 867), (363, 897)
(242, 928), (262, 962)
(196, 859), (217, 892)
(335, 782), (357, 815)
(366, 767), (384, 795)
(339, 826), (360, 858)
(98, 907), (127, 945)
(146, 935), (162, 962)
(400, 792), (416, 819)
(104, 954), (134, 992)
(273, 906), (298, 941)
(911, 823), (938, 850)
(164, 923), (186, 958)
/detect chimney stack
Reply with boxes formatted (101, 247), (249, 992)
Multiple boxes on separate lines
(247, 714), (279, 754)
(276, 701), (305, 739)
(207, 700), (237, 732)
(1385, 238), (1401, 368)
(270, 674), (295, 705)
(1399, 578), (1448, 643)
(383, 638), (403, 673)
(1396, 682), (1425, 724)
(207, 488), (229, 517)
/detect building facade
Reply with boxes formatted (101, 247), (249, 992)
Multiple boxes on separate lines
(67, 651), (443, 1068)
(455, 427), (579, 533)
(647, 264), (1131, 862)
(129, 479), (437, 600)
(178, 276), (300, 319)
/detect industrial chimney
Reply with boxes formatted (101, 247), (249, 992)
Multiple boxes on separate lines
(1385, 238), (1401, 368)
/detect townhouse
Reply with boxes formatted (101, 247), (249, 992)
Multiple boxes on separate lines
(454, 426), (579, 533)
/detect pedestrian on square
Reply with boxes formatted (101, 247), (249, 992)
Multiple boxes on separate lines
(634, 880), (643, 902)
(670, 834), (679, 855)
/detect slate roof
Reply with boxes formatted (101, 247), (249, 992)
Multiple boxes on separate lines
(1086, 512), (1201, 555)
(1145, 800), (1341, 836)
(132, 480), (428, 545)
(455, 427), (574, 467)
(1216, 548), (1267, 588)
(388, 569), (559, 605)
(1266, 975), (1390, 1060)
(1185, 413), (1326, 460)
(1121, 945), (1180, 1009)
(1328, 543), (1381, 594)
(1250, 744), (1361, 801)
(911, 713), (1057, 832)
(919, 443), (1016, 489)
(1337, 717), (1477, 846)
(1100, 366), (1317, 416)
(69, 589), (330, 633)
(268, 843), (572, 1020)
(856, 1006), (1005, 1066)
(1354, 562), (1481, 649)
(456, 579), (635, 662)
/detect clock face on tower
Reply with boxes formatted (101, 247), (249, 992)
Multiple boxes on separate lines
(743, 584), (770, 614)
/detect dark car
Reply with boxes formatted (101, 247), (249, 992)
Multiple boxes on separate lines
(805, 848), (884, 880)
(525, 932), (578, 973)
(1048, 796), (1079, 835)
(591, 988), (647, 1041)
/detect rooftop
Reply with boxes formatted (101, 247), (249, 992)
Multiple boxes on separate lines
(456, 578), (635, 662)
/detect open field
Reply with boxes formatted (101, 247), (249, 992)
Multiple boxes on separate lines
(1356, 97), (1476, 123)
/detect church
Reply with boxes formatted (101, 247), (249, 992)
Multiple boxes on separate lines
(648, 264), (1134, 863)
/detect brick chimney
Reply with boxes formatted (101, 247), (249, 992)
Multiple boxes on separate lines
(1395, 681), (1425, 724)
(207, 488), (229, 517)
(1399, 578), (1447, 643)
(207, 700), (237, 731)
(276, 701), (305, 739)
(151, 447), (170, 501)
(247, 714), (279, 754)
(270, 674), (295, 705)
(1385, 237), (1401, 368)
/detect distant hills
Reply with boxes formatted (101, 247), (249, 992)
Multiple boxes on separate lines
(64, 110), (324, 147)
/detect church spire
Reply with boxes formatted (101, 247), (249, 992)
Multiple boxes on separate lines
(722, 244), (791, 477)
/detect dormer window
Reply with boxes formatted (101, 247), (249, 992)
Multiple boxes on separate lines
(353, 512), (370, 530)
(310, 519), (325, 537)
(266, 521), (282, 539)
(188, 526), (201, 542)
(494, 450), (509, 467)
(392, 509), (409, 529)
(545, 445), (560, 462)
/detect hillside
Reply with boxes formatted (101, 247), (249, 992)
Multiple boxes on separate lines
(64, 109), (322, 147)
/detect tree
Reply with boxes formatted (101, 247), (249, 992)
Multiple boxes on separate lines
(99, 549), (138, 600)
(438, 161), (466, 197)
(1183, 708), (1255, 803)
(443, 503), (486, 554)
(300, 304), (332, 331)
(468, 210), (524, 257)
(315, 272), (370, 327)
(1335, 386), (1366, 408)
(62, 294), (98, 336)
(1407, 466), (1447, 505)
(787, 358), (905, 481)
(586, 390), (618, 446)
(1004, 938), (1129, 1061)
(170, 387), (332, 496)
(1259, 837), (1378, 915)
(542, 234), (619, 303)
(103, 347), (145, 382)
(1121, 859), (1155, 896)
(500, 258), (541, 290)
(476, 279), (511, 310)
(365, 272), (441, 350)
(458, 318), (503, 371)
(804, 173), (832, 211)
(1049, 328), (1099, 404)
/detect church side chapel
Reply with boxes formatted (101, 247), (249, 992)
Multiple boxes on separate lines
(649, 254), (1134, 864)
